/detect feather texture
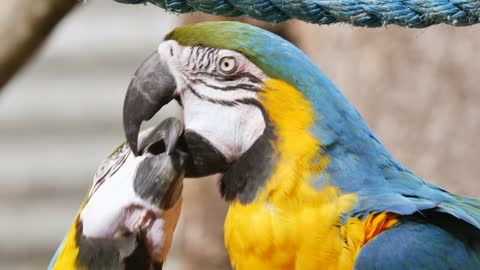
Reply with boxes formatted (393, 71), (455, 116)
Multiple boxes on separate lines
(166, 21), (480, 269)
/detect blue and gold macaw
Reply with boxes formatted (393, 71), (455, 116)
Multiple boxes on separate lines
(122, 21), (480, 270)
(49, 118), (185, 270)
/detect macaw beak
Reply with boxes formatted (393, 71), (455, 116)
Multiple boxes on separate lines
(123, 52), (177, 156)
(123, 51), (230, 177)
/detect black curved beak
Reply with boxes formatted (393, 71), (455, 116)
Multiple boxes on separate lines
(123, 52), (177, 155)
(123, 51), (230, 178)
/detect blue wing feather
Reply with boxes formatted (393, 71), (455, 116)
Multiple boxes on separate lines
(354, 216), (480, 270)
(314, 125), (480, 229)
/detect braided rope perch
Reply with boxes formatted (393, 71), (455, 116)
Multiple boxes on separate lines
(115, 0), (480, 27)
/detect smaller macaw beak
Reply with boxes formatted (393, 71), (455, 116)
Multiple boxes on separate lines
(123, 52), (177, 156)
(135, 118), (185, 210)
(139, 117), (183, 156)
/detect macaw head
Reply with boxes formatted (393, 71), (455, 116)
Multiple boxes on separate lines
(49, 118), (185, 270)
(124, 21), (379, 203)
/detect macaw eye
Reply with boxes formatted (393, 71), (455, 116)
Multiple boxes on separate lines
(219, 56), (237, 74)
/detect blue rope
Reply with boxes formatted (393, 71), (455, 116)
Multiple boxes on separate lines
(114, 0), (480, 27)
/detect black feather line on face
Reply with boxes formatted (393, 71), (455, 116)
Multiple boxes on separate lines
(185, 65), (263, 106)
(91, 145), (130, 196)
(186, 46), (194, 67)
(190, 70), (263, 84)
(192, 46), (201, 70)
(191, 78), (261, 92)
(204, 48), (216, 70)
(187, 84), (263, 107)
(198, 47), (208, 69)
(187, 85), (238, 106)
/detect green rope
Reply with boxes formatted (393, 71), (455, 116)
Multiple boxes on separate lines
(114, 0), (480, 27)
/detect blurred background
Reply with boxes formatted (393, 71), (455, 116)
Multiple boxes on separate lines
(0, 1), (479, 269)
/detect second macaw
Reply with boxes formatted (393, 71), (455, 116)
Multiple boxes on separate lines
(122, 21), (480, 269)
(49, 118), (185, 270)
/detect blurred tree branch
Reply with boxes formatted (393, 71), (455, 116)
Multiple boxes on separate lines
(0, 0), (77, 92)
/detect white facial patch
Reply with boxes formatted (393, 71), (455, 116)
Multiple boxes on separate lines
(158, 40), (269, 161)
(80, 127), (176, 242)
(182, 90), (266, 162)
(80, 153), (162, 238)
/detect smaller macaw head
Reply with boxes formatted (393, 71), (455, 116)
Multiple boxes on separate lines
(50, 118), (185, 270)
(123, 22), (365, 203)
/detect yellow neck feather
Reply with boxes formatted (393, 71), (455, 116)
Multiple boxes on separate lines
(50, 196), (89, 270)
(224, 79), (397, 270)
(257, 78), (329, 204)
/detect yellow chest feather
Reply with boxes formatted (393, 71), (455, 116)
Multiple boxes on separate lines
(224, 79), (397, 270)
(225, 188), (397, 270)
